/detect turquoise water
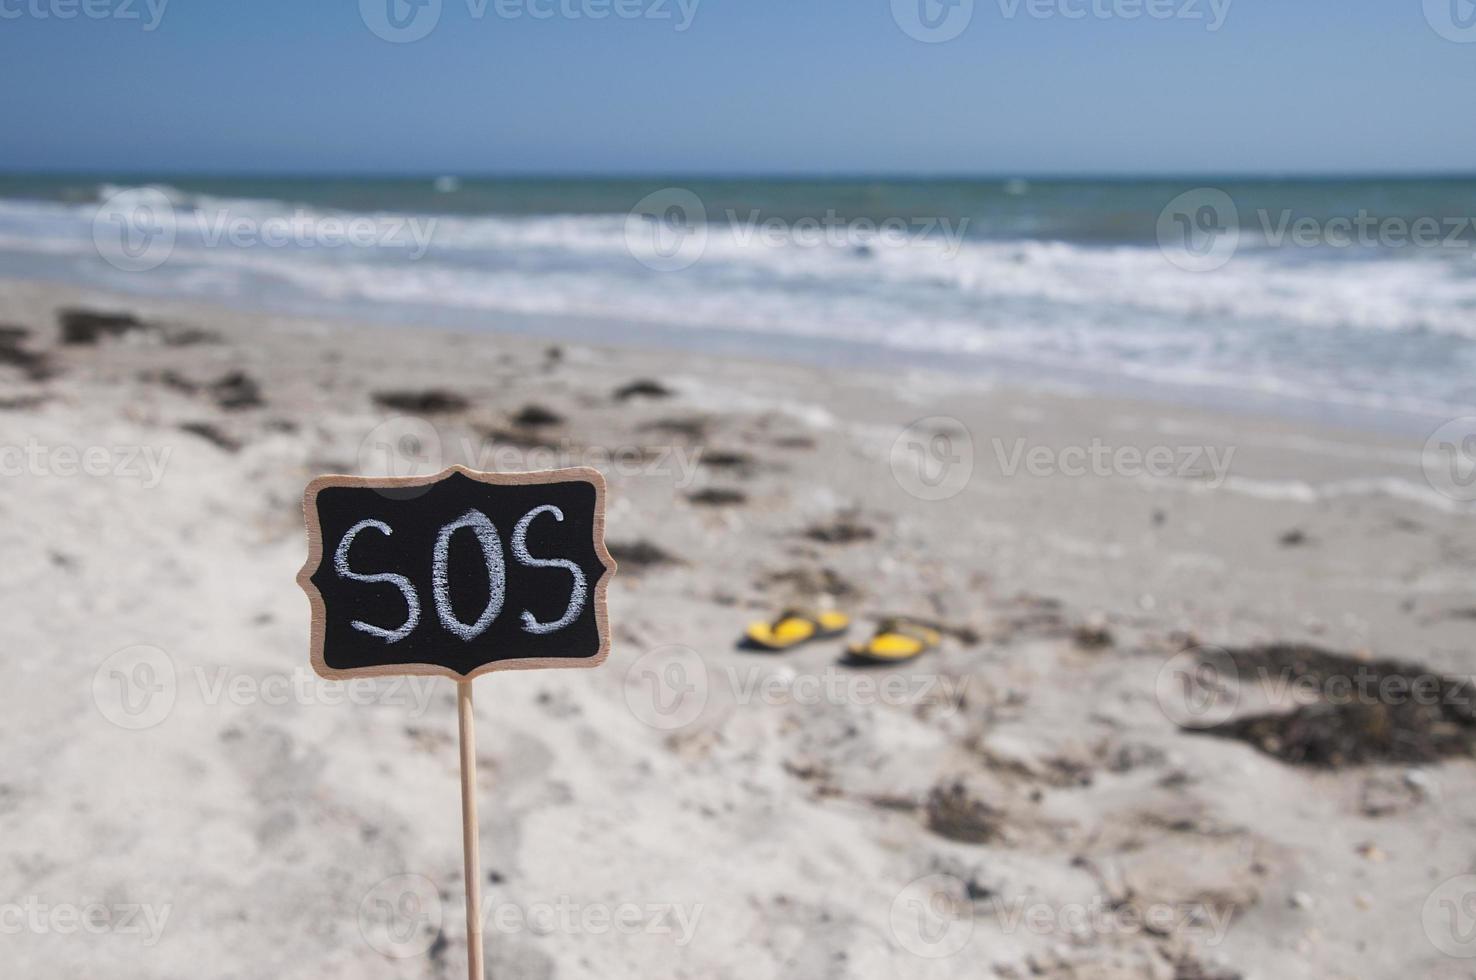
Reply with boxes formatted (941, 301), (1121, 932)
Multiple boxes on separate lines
(5, 173), (1476, 243)
(0, 174), (1473, 422)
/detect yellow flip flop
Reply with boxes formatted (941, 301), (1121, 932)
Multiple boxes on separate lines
(847, 617), (942, 663)
(744, 608), (851, 651)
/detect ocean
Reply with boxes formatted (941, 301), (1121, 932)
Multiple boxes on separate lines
(1, 174), (1473, 428)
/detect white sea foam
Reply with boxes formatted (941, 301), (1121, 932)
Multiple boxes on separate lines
(2, 186), (1475, 419)
(1141, 472), (1475, 516)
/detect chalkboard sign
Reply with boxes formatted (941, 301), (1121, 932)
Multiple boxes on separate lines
(299, 466), (616, 680)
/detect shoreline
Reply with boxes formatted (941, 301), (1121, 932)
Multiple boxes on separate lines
(0, 271), (1458, 440)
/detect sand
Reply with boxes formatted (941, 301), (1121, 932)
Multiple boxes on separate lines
(2, 277), (1474, 979)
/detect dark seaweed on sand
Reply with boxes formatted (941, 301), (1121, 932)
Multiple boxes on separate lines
(372, 389), (470, 414)
(510, 403), (564, 428)
(688, 488), (747, 507)
(614, 378), (674, 401)
(209, 371), (264, 410)
(179, 421), (243, 452)
(803, 518), (875, 545)
(924, 781), (1002, 844)
(59, 308), (150, 345)
(641, 416), (708, 440)
(757, 566), (859, 600)
(1193, 643), (1476, 767)
(150, 369), (264, 410)
(700, 450), (756, 474)
(606, 540), (680, 572)
(0, 325), (55, 381)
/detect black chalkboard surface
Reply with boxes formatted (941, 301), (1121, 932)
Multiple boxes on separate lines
(299, 466), (615, 680)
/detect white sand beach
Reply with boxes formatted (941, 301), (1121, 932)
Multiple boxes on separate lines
(2, 277), (1475, 979)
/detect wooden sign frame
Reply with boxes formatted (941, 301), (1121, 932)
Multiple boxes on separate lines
(296, 463), (616, 980)
(298, 464), (616, 682)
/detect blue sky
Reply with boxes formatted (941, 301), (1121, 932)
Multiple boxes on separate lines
(2, 0), (1473, 175)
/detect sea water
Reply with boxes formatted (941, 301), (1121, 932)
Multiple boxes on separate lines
(0, 174), (1472, 429)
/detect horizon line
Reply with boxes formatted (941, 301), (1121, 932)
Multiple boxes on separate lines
(3, 168), (1476, 183)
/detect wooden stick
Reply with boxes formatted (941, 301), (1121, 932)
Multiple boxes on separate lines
(457, 680), (485, 980)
